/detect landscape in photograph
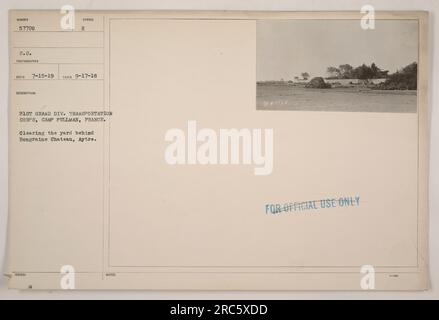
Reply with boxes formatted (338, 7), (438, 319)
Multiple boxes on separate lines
(256, 20), (418, 113)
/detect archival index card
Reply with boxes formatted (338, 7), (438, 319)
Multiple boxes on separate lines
(7, 10), (430, 290)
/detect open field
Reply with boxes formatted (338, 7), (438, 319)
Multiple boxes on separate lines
(256, 83), (417, 113)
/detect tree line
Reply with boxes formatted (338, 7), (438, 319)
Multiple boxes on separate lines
(325, 62), (417, 90)
(326, 63), (389, 80)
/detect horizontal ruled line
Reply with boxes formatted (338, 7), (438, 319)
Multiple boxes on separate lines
(13, 47), (104, 49)
(13, 62), (104, 65)
(13, 79), (104, 81)
(13, 30), (104, 33)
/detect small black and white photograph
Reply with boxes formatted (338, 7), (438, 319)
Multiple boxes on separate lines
(256, 19), (419, 113)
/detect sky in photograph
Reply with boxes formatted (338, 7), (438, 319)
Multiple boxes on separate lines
(256, 19), (419, 81)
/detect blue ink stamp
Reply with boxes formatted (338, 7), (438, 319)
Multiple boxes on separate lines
(265, 196), (360, 214)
